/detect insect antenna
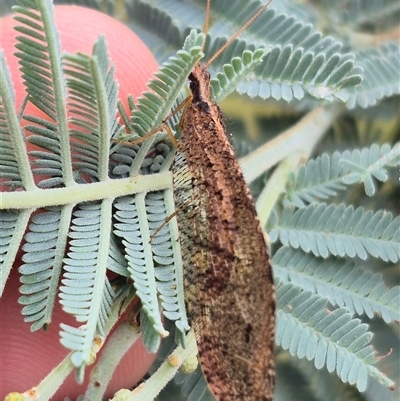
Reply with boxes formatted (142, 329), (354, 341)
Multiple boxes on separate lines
(204, 0), (274, 69)
(202, 0), (211, 52)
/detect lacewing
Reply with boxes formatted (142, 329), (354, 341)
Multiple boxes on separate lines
(172, 1), (275, 400)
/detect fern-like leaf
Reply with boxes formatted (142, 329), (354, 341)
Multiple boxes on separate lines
(339, 143), (400, 196)
(285, 143), (399, 206)
(113, 29), (204, 178)
(270, 203), (400, 262)
(0, 210), (32, 296)
(0, 52), (35, 190)
(13, 0), (65, 118)
(228, 6), (363, 102)
(146, 191), (189, 336)
(132, 29), (204, 140)
(14, 0), (74, 186)
(276, 281), (394, 391)
(114, 189), (189, 350)
(273, 247), (400, 323)
(96, 274), (116, 335)
(247, 43), (362, 102)
(0, 53), (36, 293)
(211, 48), (267, 104)
(64, 36), (121, 182)
(114, 194), (169, 351)
(18, 207), (71, 330)
(59, 201), (113, 367)
(127, 0), (363, 103)
(25, 116), (68, 188)
(285, 153), (347, 207)
(106, 231), (130, 277)
(1, 0), (398, 398)
(346, 43), (400, 109)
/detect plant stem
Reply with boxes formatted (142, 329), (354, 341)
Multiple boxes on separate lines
(109, 330), (198, 401)
(83, 314), (141, 401)
(1, 172), (172, 210)
(241, 105), (343, 184)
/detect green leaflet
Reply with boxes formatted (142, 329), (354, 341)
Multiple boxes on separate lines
(285, 144), (399, 205)
(211, 48), (268, 103)
(273, 247), (400, 323)
(128, 0), (366, 104)
(270, 203), (399, 262)
(2, 0), (202, 371)
(275, 280), (393, 392)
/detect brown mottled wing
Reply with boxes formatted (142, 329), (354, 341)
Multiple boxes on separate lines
(173, 74), (275, 401)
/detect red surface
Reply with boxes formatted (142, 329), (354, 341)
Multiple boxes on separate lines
(0, 6), (159, 399)
(1, 5), (158, 113)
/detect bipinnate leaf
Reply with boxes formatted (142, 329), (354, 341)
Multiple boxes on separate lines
(270, 203), (400, 263)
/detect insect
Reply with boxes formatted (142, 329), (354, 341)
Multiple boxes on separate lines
(172, 1), (275, 400)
